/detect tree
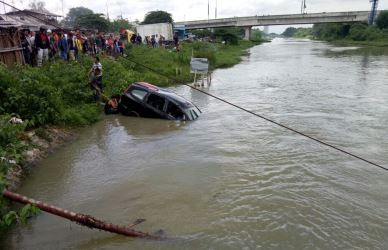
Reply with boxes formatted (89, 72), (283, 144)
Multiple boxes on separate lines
(282, 27), (297, 37)
(142, 10), (173, 24)
(191, 29), (213, 38)
(214, 28), (242, 45)
(75, 14), (110, 32)
(349, 23), (368, 41)
(376, 10), (388, 30)
(109, 17), (134, 32)
(62, 7), (94, 28)
(251, 29), (263, 41)
(28, 0), (45, 11)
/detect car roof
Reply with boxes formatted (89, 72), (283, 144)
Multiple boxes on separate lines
(130, 82), (194, 108)
(134, 82), (160, 91)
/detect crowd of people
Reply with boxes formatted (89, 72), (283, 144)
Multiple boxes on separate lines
(21, 26), (181, 67)
(131, 33), (166, 48)
(19, 26), (181, 107)
(21, 26), (127, 67)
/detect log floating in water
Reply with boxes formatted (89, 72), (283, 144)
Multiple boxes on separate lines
(2, 190), (163, 240)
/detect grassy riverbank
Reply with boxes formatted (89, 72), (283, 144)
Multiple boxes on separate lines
(282, 10), (388, 47)
(0, 40), (261, 229)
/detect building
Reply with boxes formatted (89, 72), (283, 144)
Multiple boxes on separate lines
(2, 9), (61, 31)
(0, 19), (24, 66)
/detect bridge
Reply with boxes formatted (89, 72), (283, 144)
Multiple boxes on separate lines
(175, 11), (371, 40)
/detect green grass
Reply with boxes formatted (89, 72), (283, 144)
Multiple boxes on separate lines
(213, 41), (260, 68)
(122, 40), (261, 85)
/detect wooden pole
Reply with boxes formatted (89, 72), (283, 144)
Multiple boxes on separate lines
(2, 190), (163, 240)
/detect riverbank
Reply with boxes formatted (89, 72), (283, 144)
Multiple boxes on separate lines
(6, 126), (75, 191)
(0, 40), (262, 229)
(282, 13), (388, 48)
(326, 39), (388, 47)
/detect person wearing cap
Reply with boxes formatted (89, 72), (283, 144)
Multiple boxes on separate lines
(35, 26), (50, 66)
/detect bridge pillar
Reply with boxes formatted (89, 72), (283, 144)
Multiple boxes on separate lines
(243, 26), (252, 40)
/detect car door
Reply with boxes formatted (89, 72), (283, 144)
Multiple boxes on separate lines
(120, 87), (149, 117)
(144, 93), (168, 119)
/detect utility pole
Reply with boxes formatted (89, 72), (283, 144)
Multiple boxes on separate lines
(61, 0), (64, 17)
(301, 0), (307, 14)
(215, 0), (218, 19)
(208, 0), (210, 21)
(106, 0), (110, 21)
(369, 0), (379, 25)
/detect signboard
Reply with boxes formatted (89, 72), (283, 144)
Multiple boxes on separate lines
(190, 58), (209, 73)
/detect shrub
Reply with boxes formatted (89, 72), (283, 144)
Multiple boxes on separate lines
(349, 23), (368, 41)
(376, 10), (388, 30)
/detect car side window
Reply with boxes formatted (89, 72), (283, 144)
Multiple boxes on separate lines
(166, 102), (184, 119)
(131, 89), (148, 101)
(146, 94), (166, 111)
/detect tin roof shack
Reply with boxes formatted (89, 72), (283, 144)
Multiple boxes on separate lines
(4, 9), (61, 31)
(6, 9), (61, 23)
(0, 19), (24, 66)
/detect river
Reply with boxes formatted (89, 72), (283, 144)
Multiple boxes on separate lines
(2, 38), (388, 249)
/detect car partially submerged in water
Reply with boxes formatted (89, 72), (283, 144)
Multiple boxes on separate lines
(119, 82), (201, 121)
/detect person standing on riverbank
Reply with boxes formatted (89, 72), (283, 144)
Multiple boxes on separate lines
(35, 26), (50, 66)
(21, 29), (32, 65)
(58, 33), (68, 61)
(67, 32), (76, 61)
(89, 57), (103, 100)
(173, 32), (179, 51)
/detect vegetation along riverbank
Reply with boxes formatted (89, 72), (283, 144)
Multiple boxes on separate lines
(0, 39), (262, 230)
(282, 10), (388, 47)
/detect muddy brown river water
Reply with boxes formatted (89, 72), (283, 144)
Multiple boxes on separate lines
(1, 38), (388, 249)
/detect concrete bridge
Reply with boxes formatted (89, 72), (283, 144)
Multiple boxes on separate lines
(175, 11), (371, 40)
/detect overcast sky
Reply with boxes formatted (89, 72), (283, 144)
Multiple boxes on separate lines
(2, 0), (387, 33)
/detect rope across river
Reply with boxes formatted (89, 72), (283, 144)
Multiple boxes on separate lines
(123, 57), (388, 172)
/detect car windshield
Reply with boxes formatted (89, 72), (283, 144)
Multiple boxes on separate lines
(184, 107), (200, 120)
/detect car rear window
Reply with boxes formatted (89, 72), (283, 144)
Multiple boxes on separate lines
(131, 89), (147, 101)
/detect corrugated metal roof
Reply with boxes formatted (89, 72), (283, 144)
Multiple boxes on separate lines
(6, 9), (62, 17)
(0, 17), (21, 28)
(0, 14), (57, 30)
